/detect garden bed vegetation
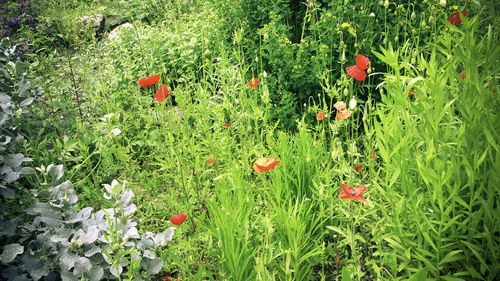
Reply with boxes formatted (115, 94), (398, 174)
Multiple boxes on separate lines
(0, 0), (499, 280)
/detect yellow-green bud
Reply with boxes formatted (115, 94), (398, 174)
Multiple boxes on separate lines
(384, 0), (389, 9)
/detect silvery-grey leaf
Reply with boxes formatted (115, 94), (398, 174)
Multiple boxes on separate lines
(52, 181), (78, 205)
(132, 253), (141, 262)
(141, 257), (163, 274)
(143, 250), (155, 260)
(60, 271), (78, 281)
(23, 255), (49, 280)
(20, 97), (34, 107)
(73, 257), (92, 276)
(4, 154), (32, 168)
(47, 164), (64, 186)
(124, 227), (139, 239)
(109, 264), (123, 278)
(84, 246), (101, 257)
(1, 166), (20, 183)
(121, 189), (134, 205)
(86, 265), (103, 281)
(0, 135), (11, 145)
(59, 252), (79, 271)
(0, 243), (23, 263)
(20, 166), (35, 175)
(11, 274), (30, 281)
(0, 186), (15, 199)
(34, 210), (62, 226)
(66, 207), (93, 223)
(101, 251), (112, 265)
(81, 225), (99, 244)
(50, 235), (68, 245)
(123, 203), (136, 216)
(2, 218), (18, 236)
(163, 227), (176, 242)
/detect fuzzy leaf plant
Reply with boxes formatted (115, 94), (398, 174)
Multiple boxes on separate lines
(1, 164), (175, 280)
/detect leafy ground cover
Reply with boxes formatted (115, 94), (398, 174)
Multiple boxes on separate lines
(1, 0), (499, 280)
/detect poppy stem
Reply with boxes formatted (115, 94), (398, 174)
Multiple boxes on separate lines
(175, 153), (193, 224)
(65, 51), (83, 118)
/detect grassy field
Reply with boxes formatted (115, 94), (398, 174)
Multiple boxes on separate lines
(0, 0), (499, 280)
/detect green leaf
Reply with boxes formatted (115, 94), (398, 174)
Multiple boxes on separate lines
(341, 265), (354, 281)
(388, 166), (400, 188)
(408, 268), (427, 281)
(0, 243), (23, 263)
(326, 226), (346, 238)
(439, 250), (464, 266)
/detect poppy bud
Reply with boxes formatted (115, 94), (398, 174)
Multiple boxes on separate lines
(255, 56), (259, 63)
(384, 0), (389, 9)
(421, 20), (427, 28)
(367, 67), (372, 74)
(307, 1), (314, 9)
(440, 0), (446, 7)
(411, 12), (416, 21)
(394, 35), (399, 41)
(379, 0), (383, 6)
(343, 88), (349, 96)
(331, 150), (339, 160)
(263, 71), (267, 78)
(429, 16), (434, 24)
(349, 97), (357, 109)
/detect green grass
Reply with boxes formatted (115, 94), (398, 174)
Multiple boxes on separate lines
(16, 0), (500, 280)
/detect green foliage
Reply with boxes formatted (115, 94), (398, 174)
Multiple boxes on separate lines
(368, 15), (499, 280)
(9, 0), (498, 280)
(0, 38), (40, 198)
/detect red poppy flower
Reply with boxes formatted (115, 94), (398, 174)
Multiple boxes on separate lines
(164, 274), (171, 281)
(334, 101), (347, 111)
(224, 123), (232, 127)
(370, 152), (377, 158)
(336, 109), (352, 120)
(354, 165), (362, 172)
(154, 84), (170, 102)
(253, 157), (280, 173)
(335, 258), (341, 264)
(170, 213), (187, 225)
(346, 54), (370, 81)
(460, 70), (465, 80)
(249, 78), (259, 89)
(316, 112), (325, 121)
(339, 184), (367, 201)
(448, 11), (467, 25)
(207, 158), (214, 164)
(408, 89), (414, 97)
(138, 74), (161, 87)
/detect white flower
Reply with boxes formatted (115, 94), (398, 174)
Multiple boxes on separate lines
(263, 71), (267, 78)
(439, 0), (446, 7)
(369, 12), (376, 17)
(349, 97), (357, 109)
(111, 128), (121, 136)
